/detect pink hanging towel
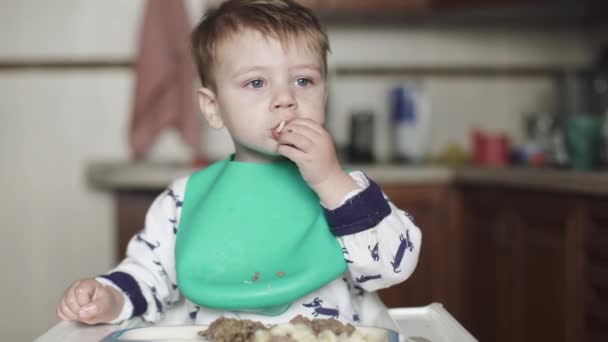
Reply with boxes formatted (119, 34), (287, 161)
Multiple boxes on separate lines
(129, 0), (204, 164)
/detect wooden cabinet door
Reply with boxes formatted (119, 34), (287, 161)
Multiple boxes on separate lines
(509, 192), (582, 342)
(460, 186), (515, 342)
(584, 199), (608, 342)
(460, 185), (584, 342)
(115, 190), (160, 261)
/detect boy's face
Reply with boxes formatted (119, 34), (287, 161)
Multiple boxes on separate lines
(198, 28), (327, 163)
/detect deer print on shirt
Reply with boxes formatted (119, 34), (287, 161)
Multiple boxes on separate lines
(189, 306), (200, 320)
(144, 284), (163, 314)
(341, 247), (353, 264)
(169, 218), (178, 234)
(152, 260), (167, 277)
(368, 242), (379, 261)
(136, 233), (160, 250)
(167, 188), (183, 208)
(355, 274), (382, 283)
(391, 229), (414, 273)
(303, 297), (339, 319)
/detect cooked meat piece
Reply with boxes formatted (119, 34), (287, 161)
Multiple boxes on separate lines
(199, 315), (359, 341)
(289, 315), (355, 336)
(198, 317), (268, 342)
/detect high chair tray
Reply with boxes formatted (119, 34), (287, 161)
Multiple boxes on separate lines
(388, 303), (477, 342)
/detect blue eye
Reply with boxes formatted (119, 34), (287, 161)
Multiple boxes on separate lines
(296, 78), (312, 87)
(247, 79), (264, 88)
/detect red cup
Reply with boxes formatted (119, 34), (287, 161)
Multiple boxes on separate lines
(471, 129), (510, 167)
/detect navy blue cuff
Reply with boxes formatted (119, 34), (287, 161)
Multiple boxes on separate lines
(323, 177), (391, 237)
(100, 272), (147, 317)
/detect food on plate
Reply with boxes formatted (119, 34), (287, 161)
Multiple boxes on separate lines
(198, 315), (387, 341)
(199, 317), (266, 342)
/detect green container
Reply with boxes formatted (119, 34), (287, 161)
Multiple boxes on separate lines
(565, 115), (603, 170)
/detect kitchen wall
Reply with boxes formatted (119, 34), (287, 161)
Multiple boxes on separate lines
(326, 27), (592, 161)
(0, 0), (595, 340)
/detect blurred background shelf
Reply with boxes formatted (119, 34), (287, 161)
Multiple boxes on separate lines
(301, 0), (607, 27)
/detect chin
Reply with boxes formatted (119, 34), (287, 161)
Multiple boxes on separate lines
(234, 142), (283, 162)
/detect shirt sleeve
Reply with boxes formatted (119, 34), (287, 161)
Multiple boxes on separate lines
(97, 176), (189, 323)
(323, 171), (422, 292)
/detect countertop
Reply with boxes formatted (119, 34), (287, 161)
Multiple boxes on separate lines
(86, 161), (453, 190)
(87, 160), (608, 196)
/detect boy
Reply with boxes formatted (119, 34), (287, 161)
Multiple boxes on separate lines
(57, 0), (421, 326)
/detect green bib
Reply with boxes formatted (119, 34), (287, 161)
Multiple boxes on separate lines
(175, 155), (346, 315)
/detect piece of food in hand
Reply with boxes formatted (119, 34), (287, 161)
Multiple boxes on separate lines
(198, 315), (385, 341)
(272, 120), (287, 140)
(276, 120), (286, 133)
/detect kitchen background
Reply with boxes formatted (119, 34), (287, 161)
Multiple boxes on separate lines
(2, 0), (607, 341)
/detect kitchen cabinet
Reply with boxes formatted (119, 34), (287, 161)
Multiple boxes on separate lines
(585, 199), (608, 342)
(115, 190), (162, 261)
(459, 185), (589, 342)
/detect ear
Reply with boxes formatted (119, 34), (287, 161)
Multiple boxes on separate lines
(198, 87), (224, 129)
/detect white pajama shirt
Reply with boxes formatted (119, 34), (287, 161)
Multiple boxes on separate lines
(98, 171), (422, 326)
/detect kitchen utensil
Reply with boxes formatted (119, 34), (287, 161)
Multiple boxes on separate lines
(348, 110), (375, 163)
(565, 114), (603, 170)
(470, 129), (510, 167)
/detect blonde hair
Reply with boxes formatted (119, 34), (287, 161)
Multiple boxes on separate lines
(191, 0), (330, 90)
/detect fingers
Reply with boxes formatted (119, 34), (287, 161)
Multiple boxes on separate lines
(278, 143), (308, 163)
(58, 281), (82, 321)
(278, 129), (315, 153)
(288, 118), (325, 136)
(75, 281), (96, 306)
(79, 283), (108, 324)
(82, 283), (124, 325)
(278, 119), (323, 153)
(78, 302), (101, 324)
(57, 279), (106, 324)
(58, 298), (79, 321)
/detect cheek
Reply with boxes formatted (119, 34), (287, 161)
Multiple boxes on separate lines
(298, 89), (326, 122)
(223, 88), (270, 114)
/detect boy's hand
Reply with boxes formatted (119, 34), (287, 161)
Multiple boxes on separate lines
(277, 118), (359, 209)
(57, 278), (124, 325)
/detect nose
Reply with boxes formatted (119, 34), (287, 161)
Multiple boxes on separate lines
(270, 85), (297, 112)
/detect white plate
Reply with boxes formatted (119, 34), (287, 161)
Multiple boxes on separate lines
(101, 325), (400, 342)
